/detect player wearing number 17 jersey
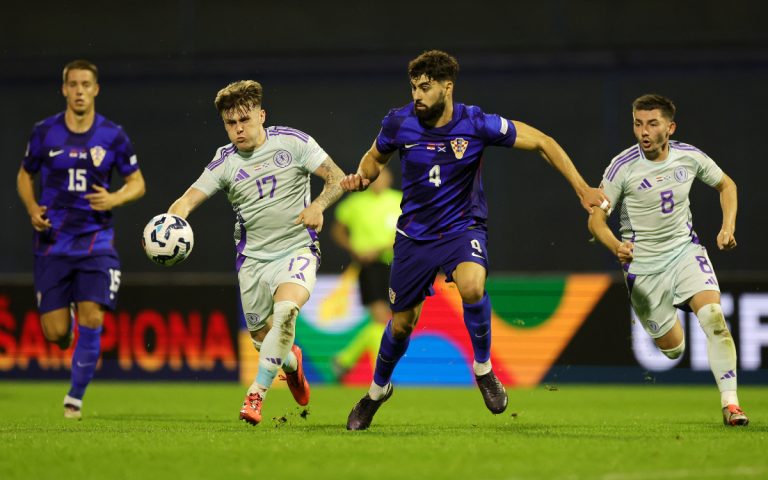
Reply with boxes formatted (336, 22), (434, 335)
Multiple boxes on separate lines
(16, 60), (146, 419)
(588, 94), (747, 426)
(341, 50), (608, 430)
(168, 80), (345, 425)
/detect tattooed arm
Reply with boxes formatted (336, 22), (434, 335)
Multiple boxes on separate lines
(295, 156), (346, 232)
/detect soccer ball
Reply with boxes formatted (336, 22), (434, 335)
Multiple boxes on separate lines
(141, 214), (194, 266)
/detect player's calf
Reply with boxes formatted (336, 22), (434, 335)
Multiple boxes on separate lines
(660, 338), (685, 359)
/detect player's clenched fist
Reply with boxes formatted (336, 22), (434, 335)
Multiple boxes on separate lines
(340, 173), (371, 192)
(614, 241), (634, 263)
(717, 229), (737, 251)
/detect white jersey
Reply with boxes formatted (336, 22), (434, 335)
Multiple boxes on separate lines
(192, 126), (328, 261)
(600, 140), (723, 274)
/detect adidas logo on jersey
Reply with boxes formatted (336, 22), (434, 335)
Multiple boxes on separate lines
(637, 178), (652, 190)
(234, 169), (251, 183)
(705, 276), (718, 286)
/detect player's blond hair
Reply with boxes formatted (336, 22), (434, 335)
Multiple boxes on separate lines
(215, 80), (263, 116)
(62, 59), (98, 83)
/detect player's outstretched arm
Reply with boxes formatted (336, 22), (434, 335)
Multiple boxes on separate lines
(16, 166), (51, 232)
(340, 141), (392, 192)
(588, 209), (633, 263)
(85, 170), (146, 211)
(168, 187), (209, 219)
(715, 172), (738, 250)
(511, 121), (609, 213)
(297, 156), (346, 232)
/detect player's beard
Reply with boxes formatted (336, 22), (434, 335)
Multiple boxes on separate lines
(414, 98), (446, 124)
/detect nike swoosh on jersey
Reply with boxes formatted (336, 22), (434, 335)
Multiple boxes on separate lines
(404, 144), (418, 148)
(49, 149), (64, 157)
(471, 252), (486, 259)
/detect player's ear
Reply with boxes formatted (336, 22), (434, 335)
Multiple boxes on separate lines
(259, 108), (266, 122)
(668, 121), (676, 135)
(93, 82), (100, 98)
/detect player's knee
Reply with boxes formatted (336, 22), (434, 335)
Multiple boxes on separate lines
(41, 326), (66, 343)
(77, 308), (104, 329)
(390, 320), (413, 340)
(660, 338), (685, 359)
(696, 303), (731, 338)
(460, 286), (484, 304)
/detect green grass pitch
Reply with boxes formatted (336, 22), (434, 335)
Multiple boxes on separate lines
(1, 382), (765, 479)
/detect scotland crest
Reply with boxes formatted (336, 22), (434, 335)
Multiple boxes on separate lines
(273, 150), (293, 168)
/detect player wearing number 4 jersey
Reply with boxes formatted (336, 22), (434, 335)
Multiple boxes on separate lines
(16, 60), (146, 420)
(168, 80), (345, 425)
(589, 94), (748, 426)
(341, 50), (608, 430)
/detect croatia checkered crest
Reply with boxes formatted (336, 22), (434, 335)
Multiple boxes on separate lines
(141, 213), (194, 266)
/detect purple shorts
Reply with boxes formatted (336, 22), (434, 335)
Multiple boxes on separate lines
(389, 229), (489, 312)
(33, 254), (121, 313)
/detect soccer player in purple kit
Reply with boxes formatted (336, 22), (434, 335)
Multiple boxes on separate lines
(16, 59), (146, 419)
(341, 50), (609, 430)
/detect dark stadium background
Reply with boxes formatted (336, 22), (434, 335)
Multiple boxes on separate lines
(1, 0), (767, 384)
(2, 0), (766, 277)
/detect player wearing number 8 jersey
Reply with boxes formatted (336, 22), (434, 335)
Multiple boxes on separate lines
(168, 80), (345, 425)
(589, 94), (748, 426)
(341, 50), (608, 430)
(16, 60), (146, 419)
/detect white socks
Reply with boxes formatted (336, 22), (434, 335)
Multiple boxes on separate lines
(473, 360), (492, 376)
(248, 301), (299, 397)
(696, 303), (740, 407)
(368, 382), (391, 401)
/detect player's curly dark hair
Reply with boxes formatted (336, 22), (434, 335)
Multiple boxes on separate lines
(408, 50), (459, 83)
(62, 59), (98, 83)
(215, 80), (263, 116)
(632, 94), (676, 120)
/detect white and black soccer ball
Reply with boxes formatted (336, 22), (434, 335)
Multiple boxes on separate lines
(141, 214), (194, 266)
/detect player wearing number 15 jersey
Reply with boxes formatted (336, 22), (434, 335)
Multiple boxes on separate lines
(168, 80), (345, 425)
(341, 50), (608, 430)
(16, 59), (146, 419)
(589, 94), (748, 426)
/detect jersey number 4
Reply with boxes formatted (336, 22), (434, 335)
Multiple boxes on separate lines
(429, 165), (441, 187)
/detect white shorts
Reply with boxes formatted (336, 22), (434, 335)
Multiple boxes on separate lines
(624, 243), (720, 338)
(238, 247), (319, 332)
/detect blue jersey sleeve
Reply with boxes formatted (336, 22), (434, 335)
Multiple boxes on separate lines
(374, 108), (403, 154)
(113, 128), (139, 177)
(479, 113), (517, 147)
(22, 124), (45, 174)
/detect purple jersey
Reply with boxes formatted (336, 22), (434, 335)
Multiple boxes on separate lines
(22, 112), (139, 256)
(376, 102), (517, 240)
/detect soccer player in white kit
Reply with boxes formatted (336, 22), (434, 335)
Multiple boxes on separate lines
(589, 94), (748, 426)
(168, 80), (345, 425)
